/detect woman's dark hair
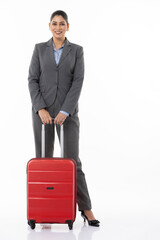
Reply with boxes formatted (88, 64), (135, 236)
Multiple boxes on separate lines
(50, 10), (69, 25)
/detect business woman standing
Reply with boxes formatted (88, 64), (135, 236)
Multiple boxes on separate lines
(28, 10), (100, 227)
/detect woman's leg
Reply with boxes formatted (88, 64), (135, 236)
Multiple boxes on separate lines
(56, 113), (92, 211)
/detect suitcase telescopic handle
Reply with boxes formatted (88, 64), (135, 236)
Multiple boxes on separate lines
(41, 119), (64, 158)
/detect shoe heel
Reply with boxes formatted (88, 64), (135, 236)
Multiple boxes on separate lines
(81, 212), (86, 223)
(82, 215), (86, 222)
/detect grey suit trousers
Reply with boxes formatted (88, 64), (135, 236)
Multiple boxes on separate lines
(32, 100), (92, 211)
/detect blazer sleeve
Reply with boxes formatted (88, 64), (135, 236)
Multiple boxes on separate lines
(28, 44), (47, 113)
(60, 46), (84, 115)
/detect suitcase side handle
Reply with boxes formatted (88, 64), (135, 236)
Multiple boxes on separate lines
(41, 119), (64, 158)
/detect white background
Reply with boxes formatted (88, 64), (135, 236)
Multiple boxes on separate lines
(0, 0), (160, 239)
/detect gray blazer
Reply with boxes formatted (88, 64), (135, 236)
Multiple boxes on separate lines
(28, 37), (84, 115)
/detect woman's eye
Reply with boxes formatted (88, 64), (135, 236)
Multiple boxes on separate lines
(52, 23), (65, 26)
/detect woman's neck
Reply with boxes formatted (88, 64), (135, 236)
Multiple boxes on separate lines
(52, 37), (66, 50)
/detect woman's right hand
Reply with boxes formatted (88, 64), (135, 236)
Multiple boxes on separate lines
(38, 109), (52, 125)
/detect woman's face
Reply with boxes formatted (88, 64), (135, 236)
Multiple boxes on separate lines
(49, 15), (69, 40)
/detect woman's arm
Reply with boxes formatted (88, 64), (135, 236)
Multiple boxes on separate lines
(60, 46), (84, 115)
(28, 44), (47, 113)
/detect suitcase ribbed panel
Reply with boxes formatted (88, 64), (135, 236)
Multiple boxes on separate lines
(27, 158), (76, 223)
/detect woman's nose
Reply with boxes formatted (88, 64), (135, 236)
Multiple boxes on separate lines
(56, 24), (62, 29)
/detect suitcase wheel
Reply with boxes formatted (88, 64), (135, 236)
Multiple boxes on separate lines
(68, 223), (73, 230)
(28, 219), (35, 229)
(66, 220), (73, 230)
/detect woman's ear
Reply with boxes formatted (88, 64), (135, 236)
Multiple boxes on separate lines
(67, 23), (70, 31)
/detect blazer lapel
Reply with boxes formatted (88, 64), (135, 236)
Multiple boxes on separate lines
(58, 38), (71, 67)
(46, 37), (57, 69)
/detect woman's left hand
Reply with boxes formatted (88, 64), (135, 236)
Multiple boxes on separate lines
(54, 112), (67, 126)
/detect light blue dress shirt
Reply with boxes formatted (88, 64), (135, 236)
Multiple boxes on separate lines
(53, 42), (69, 117)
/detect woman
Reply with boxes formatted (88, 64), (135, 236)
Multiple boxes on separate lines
(28, 10), (100, 227)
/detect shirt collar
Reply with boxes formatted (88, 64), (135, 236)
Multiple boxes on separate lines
(53, 40), (65, 51)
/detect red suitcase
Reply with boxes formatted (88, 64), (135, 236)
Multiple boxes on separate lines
(27, 123), (77, 230)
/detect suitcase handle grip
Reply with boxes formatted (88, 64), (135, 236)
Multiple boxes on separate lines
(41, 119), (64, 158)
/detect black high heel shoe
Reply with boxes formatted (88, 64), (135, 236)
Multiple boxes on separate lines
(81, 210), (100, 227)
